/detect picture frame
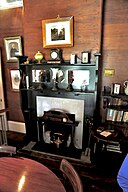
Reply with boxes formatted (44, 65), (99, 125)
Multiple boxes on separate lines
(104, 69), (115, 77)
(113, 83), (121, 94)
(4, 36), (23, 62)
(42, 16), (73, 48)
(10, 69), (20, 91)
(0, 0), (23, 10)
(81, 51), (90, 64)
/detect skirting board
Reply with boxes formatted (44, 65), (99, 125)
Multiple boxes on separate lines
(8, 121), (26, 133)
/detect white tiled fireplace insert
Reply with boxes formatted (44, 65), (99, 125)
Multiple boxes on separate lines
(36, 96), (84, 149)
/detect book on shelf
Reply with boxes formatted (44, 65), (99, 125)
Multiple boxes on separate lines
(106, 108), (124, 122)
(106, 109), (118, 121)
(116, 110), (124, 122)
(106, 144), (121, 153)
(122, 112), (128, 122)
(109, 97), (122, 106)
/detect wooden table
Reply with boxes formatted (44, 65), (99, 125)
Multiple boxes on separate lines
(0, 157), (66, 192)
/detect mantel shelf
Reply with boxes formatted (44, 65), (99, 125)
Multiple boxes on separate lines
(19, 61), (97, 67)
(20, 87), (96, 95)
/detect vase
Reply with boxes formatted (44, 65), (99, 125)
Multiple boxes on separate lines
(34, 51), (43, 64)
(51, 68), (59, 91)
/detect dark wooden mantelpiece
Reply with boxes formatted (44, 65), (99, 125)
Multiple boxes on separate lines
(18, 55), (101, 161)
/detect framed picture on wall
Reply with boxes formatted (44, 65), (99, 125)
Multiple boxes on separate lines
(4, 36), (23, 62)
(42, 16), (73, 48)
(0, 0), (23, 10)
(10, 69), (20, 91)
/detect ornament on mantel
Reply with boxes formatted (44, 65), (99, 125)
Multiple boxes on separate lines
(124, 81), (128, 95)
(34, 51), (43, 64)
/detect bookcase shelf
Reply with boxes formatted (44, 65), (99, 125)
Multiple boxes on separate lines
(103, 93), (128, 123)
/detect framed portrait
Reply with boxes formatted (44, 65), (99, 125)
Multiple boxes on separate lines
(42, 16), (73, 48)
(4, 36), (23, 62)
(0, 0), (23, 10)
(10, 69), (20, 91)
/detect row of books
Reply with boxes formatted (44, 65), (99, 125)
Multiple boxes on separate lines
(106, 109), (128, 122)
(107, 97), (128, 106)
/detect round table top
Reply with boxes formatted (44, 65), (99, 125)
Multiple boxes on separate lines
(0, 157), (66, 192)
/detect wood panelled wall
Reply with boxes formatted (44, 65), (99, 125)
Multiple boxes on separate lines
(0, 0), (128, 123)
(0, 0), (102, 122)
(102, 0), (128, 90)
(0, 8), (24, 121)
(23, 0), (102, 60)
(101, 0), (128, 119)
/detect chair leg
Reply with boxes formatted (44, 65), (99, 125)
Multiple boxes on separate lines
(0, 115), (8, 145)
(0, 131), (2, 145)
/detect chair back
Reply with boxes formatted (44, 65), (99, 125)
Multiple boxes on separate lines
(0, 146), (16, 156)
(60, 159), (83, 192)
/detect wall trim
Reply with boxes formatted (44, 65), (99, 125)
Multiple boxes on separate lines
(8, 121), (26, 133)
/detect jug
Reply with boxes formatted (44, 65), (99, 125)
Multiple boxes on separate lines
(124, 81), (128, 95)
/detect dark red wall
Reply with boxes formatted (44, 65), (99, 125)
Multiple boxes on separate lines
(0, 0), (128, 122)
(0, 8), (24, 121)
(102, 0), (128, 88)
(0, 0), (102, 122)
(22, 0), (102, 61)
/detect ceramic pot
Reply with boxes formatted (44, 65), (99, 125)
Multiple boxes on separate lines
(34, 51), (43, 63)
(124, 81), (128, 95)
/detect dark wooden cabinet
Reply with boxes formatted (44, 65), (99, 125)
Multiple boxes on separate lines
(18, 55), (101, 160)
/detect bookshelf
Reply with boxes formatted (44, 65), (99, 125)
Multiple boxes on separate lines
(90, 93), (128, 164)
(103, 94), (128, 123)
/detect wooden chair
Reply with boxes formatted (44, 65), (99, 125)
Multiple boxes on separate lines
(0, 146), (16, 156)
(60, 159), (83, 192)
(0, 109), (16, 156)
(0, 108), (9, 145)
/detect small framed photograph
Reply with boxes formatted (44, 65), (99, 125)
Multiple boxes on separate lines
(42, 16), (73, 48)
(81, 51), (90, 64)
(4, 36), (23, 62)
(10, 69), (20, 91)
(113, 83), (121, 94)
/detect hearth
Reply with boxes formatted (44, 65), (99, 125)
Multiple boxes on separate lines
(32, 142), (82, 159)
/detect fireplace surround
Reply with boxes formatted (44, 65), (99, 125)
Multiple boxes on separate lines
(18, 55), (100, 161)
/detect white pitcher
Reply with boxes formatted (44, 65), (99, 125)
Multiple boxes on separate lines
(124, 81), (128, 95)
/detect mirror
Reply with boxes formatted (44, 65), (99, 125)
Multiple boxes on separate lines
(68, 70), (90, 90)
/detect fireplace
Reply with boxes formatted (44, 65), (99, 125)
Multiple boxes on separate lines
(18, 55), (100, 161)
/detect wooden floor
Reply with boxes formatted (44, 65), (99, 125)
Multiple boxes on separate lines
(6, 131), (122, 192)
